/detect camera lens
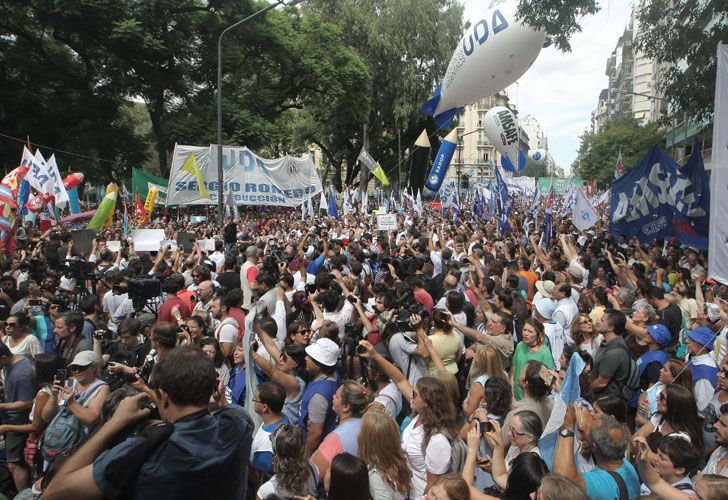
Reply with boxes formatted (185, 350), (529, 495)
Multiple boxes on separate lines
(355, 344), (367, 355)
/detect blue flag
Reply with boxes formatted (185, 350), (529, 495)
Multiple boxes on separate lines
(327, 186), (339, 219)
(494, 167), (512, 234)
(610, 144), (709, 248)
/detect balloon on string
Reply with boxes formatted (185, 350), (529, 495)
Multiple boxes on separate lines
(420, 0), (546, 128)
(483, 106), (525, 172)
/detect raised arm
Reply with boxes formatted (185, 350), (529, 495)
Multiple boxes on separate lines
(358, 340), (413, 400)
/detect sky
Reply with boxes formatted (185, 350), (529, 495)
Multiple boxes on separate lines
(461, 0), (635, 174)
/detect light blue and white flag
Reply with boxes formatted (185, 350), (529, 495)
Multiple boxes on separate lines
(573, 188), (598, 231)
(538, 354), (585, 470)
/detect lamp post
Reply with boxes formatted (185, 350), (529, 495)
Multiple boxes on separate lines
(217, 0), (294, 225)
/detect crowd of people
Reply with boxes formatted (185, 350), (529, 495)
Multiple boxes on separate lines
(0, 199), (725, 500)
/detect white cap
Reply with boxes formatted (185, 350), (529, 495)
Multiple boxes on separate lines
(305, 338), (340, 367)
(69, 350), (101, 368)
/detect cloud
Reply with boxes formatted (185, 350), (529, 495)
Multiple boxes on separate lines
(460, 0), (635, 174)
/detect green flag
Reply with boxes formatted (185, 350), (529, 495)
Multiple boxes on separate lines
(132, 167), (168, 205)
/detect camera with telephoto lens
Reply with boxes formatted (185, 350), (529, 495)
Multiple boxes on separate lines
(390, 291), (429, 332)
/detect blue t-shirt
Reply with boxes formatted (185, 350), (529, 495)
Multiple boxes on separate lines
(583, 461), (640, 500)
(3, 357), (36, 425)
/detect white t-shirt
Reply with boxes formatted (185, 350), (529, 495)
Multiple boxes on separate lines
(374, 382), (402, 421)
(3, 335), (42, 358)
(401, 416), (452, 499)
(215, 317), (239, 345)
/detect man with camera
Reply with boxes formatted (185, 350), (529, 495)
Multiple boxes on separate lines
(104, 318), (152, 380)
(44, 346), (255, 499)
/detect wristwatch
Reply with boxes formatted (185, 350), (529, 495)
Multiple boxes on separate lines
(559, 427), (575, 438)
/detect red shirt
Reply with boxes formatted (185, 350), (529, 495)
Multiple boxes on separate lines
(158, 296), (190, 324)
(414, 288), (434, 313)
(229, 307), (247, 341)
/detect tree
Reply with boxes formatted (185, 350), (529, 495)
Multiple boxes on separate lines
(302, 0), (465, 187)
(514, 157), (549, 178)
(0, 2), (147, 179)
(516, 0), (599, 52)
(571, 117), (664, 187)
(634, 0), (727, 122)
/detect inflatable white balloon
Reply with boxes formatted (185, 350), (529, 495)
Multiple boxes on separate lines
(421, 1), (546, 128)
(531, 149), (547, 162)
(483, 106), (526, 172)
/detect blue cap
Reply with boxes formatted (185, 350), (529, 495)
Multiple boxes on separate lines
(687, 326), (715, 351)
(646, 324), (671, 347)
(533, 298), (556, 320)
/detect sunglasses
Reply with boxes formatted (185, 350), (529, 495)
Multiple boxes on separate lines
(69, 365), (91, 373)
(4, 323), (17, 328)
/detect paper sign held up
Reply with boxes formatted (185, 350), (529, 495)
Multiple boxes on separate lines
(131, 229), (165, 252)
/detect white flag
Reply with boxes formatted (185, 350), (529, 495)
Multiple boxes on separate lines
(319, 192), (328, 212)
(307, 196), (314, 219)
(573, 188), (598, 231)
(709, 44), (728, 284)
(361, 191), (368, 215)
(416, 189), (423, 215)
(45, 155), (69, 206)
(22, 147), (56, 197)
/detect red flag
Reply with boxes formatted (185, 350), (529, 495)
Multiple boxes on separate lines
(135, 190), (148, 225)
(545, 188), (554, 211)
(614, 150), (625, 179)
(585, 180), (596, 197)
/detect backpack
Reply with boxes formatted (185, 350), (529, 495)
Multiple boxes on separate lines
(614, 343), (640, 401)
(42, 380), (106, 462)
(447, 434), (469, 474)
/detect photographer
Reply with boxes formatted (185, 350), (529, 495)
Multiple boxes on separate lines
(384, 313), (430, 387)
(105, 318), (151, 381)
(44, 347), (255, 499)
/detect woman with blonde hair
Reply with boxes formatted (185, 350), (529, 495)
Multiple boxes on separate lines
(311, 380), (372, 484)
(462, 345), (506, 418)
(358, 409), (412, 500)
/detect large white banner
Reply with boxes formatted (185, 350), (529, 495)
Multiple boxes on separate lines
(709, 44), (728, 284)
(167, 144), (323, 207)
(503, 175), (536, 196)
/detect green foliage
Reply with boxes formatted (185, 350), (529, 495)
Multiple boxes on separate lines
(571, 117), (664, 187)
(0, 3), (148, 178)
(302, 0), (464, 186)
(635, 0), (727, 122)
(514, 157), (549, 178)
(517, 0), (599, 52)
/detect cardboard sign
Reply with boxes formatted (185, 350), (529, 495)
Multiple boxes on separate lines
(176, 232), (197, 251)
(377, 214), (397, 231)
(70, 229), (97, 256)
(131, 229), (165, 252)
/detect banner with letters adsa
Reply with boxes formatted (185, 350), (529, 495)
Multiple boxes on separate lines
(166, 144), (323, 207)
(610, 145), (709, 248)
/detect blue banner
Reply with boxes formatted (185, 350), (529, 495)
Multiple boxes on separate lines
(610, 145), (709, 248)
(495, 167), (512, 234)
